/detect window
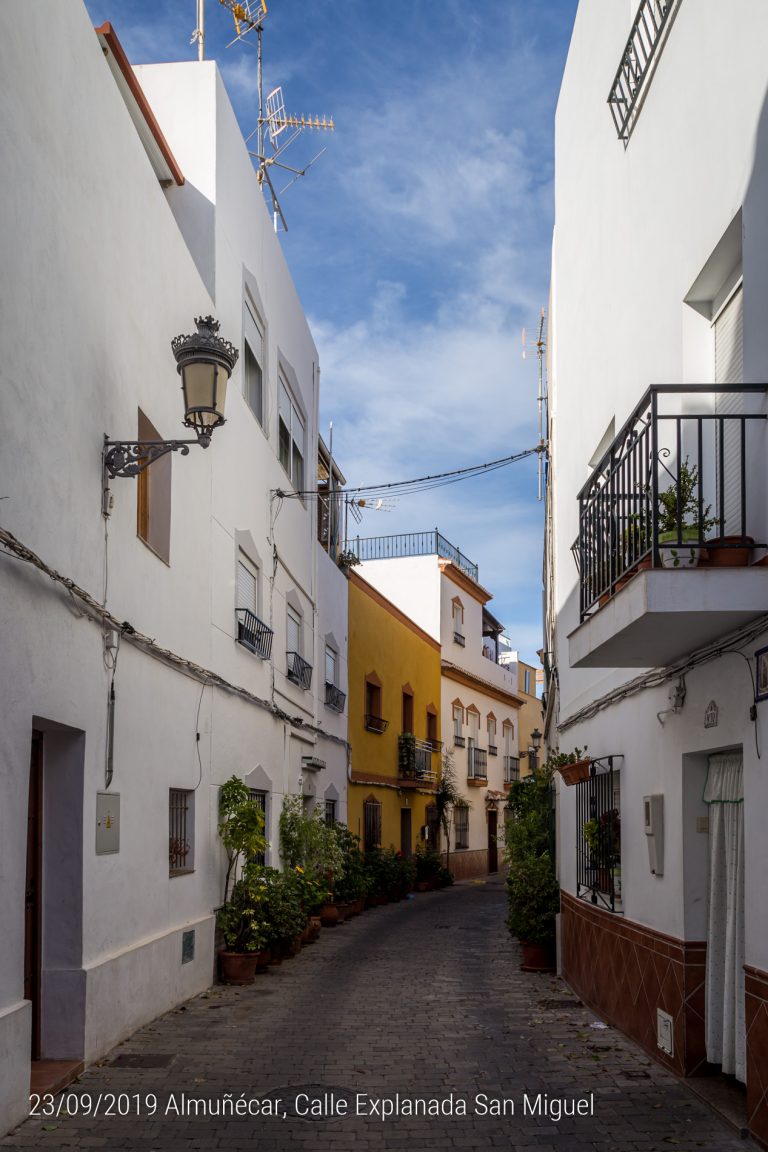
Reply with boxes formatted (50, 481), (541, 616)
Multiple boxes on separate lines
(363, 797), (382, 851)
(324, 645), (345, 711)
(236, 552), (273, 658)
(169, 788), (194, 875)
(426, 804), (440, 850)
(325, 645), (337, 686)
(452, 599), (465, 646)
(249, 789), (267, 866)
(287, 603), (301, 656)
(487, 716), (497, 755)
(453, 704), (465, 747)
(426, 709), (438, 747)
(524, 667), (533, 695)
(454, 805), (469, 850)
(243, 296), (264, 425)
(137, 409), (171, 564)
(365, 680), (387, 732)
(278, 378), (305, 491)
(402, 690), (414, 734)
(325, 798), (337, 827)
(467, 706), (480, 742)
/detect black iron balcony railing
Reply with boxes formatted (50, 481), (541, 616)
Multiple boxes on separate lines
(236, 608), (274, 659)
(453, 631), (466, 647)
(286, 651), (312, 690)
(453, 733), (466, 748)
(365, 713), (389, 734)
(577, 385), (767, 621)
(576, 757), (621, 914)
(325, 682), (346, 713)
(504, 755), (520, 784)
(608, 0), (677, 143)
(488, 744), (498, 757)
(468, 746), (488, 781)
(348, 530), (479, 583)
(398, 734), (438, 783)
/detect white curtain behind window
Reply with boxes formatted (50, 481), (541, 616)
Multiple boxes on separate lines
(704, 750), (745, 1082)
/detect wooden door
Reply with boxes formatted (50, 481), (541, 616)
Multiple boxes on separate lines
(487, 809), (498, 874)
(400, 808), (412, 856)
(24, 733), (43, 1060)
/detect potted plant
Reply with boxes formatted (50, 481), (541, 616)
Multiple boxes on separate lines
(216, 776), (267, 983)
(504, 762), (559, 972)
(549, 747), (590, 786)
(657, 457), (714, 568)
(279, 794), (344, 925)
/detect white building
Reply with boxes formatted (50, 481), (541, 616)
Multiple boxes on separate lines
(0, 4), (347, 1134)
(353, 532), (522, 877)
(546, 2), (768, 1144)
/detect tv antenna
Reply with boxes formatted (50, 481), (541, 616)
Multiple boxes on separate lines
(214, 0), (334, 232)
(521, 307), (547, 501)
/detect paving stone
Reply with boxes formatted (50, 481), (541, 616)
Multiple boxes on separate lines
(0, 878), (757, 1151)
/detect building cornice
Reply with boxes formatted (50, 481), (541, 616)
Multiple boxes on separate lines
(441, 661), (523, 709)
(438, 560), (493, 605)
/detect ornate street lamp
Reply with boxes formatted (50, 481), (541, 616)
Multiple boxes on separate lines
(528, 726), (542, 770)
(103, 316), (238, 481)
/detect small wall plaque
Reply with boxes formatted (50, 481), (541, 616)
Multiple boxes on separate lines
(704, 700), (718, 729)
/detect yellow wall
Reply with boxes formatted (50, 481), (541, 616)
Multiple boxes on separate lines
(517, 660), (544, 776)
(347, 571), (442, 854)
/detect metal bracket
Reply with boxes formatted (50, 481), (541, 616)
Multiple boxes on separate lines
(102, 434), (206, 517)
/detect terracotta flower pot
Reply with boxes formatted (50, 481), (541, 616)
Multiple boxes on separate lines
(320, 902), (339, 927)
(707, 536), (754, 567)
(557, 759), (592, 786)
(219, 950), (259, 985)
(519, 940), (556, 973)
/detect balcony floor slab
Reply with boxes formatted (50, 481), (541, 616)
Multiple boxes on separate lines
(568, 568), (768, 668)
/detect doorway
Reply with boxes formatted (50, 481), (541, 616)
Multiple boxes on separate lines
(24, 732), (43, 1060)
(487, 809), (498, 873)
(400, 808), (412, 856)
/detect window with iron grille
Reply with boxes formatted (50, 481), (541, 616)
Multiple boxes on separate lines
(325, 798), (337, 827)
(426, 803), (441, 850)
(454, 805), (469, 850)
(249, 789), (267, 865)
(169, 788), (194, 875)
(576, 764), (621, 913)
(363, 797), (382, 851)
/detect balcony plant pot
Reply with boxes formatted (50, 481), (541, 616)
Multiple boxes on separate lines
(658, 528), (702, 569)
(706, 535), (754, 567)
(519, 940), (556, 973)
(557, 759), (592, 787)
(320, 901), (340, 927)
(218, 950), (260, 985)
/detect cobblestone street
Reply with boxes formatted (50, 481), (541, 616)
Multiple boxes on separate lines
(3, 879), (754, 1152)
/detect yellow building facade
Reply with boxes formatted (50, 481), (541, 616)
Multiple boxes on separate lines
(347, 571), (442, 855)
(516, 659), (544, 776)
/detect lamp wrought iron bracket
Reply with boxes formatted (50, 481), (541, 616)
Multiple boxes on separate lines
(102, 434), (209, 517)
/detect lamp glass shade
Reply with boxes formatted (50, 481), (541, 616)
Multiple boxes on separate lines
(531, 727), (542, 750)
(181, 362), (227, 432)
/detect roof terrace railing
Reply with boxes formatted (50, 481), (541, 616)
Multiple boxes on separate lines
(349, 530), (478, 583)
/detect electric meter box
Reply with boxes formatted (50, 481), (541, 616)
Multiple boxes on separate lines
(643, 793), (664, 876)
(96, 791), (120, 855)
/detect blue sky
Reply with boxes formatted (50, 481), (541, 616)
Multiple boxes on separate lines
(85, 0), (579, 664)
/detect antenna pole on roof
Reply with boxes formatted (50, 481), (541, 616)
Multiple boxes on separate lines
(192, 0), (205, 60)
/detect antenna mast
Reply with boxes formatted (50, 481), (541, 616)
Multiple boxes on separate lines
(522, 307), (548, 501)
(192, 0), (205, 60)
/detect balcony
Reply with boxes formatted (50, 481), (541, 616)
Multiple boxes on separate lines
(453, 734), (466, 748)
(236, 608), (274, 659)
(608, 0), (678, 143)
(453, 631), (466, 647)
(570, 386), (767, 669)
(488, 744), (498, 757)
(504, 756), (520, 785)
(365, 714), (389, 734)
(325, 682), (346, 713)
(398, 734), (438, 785)
(467, 745), (487, 783)
(286, 651), (312, 690)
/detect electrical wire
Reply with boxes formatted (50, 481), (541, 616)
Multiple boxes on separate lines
(279, 446), (541, 502)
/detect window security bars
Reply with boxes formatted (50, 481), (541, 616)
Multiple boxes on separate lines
(576, 759), (621, 913)
(454, 805), (469, 849)
(398, 735), (438, 783)
(488, 744), (498, 757)
(325, 682), (346, 712)
(608, 0), (676, 143)
(325, 799), (337, 827)
(286, 651), (312, 690)
(348, 531), (479, 583)
(249, 789), (267, 866)
(236, 608), (274, 658)
(454, 734), (466, 748)
(577, 385), (767, 620)
(453, 631), (466, 647)
(363, 798), (382, 851)
(504, 755), (520, 784)
(169, 789), (192, 874)
(365, 714), (389, 734)
(468, 746), (488, 781)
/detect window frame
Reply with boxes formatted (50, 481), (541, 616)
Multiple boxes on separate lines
(363, 797), (382, 851)
(278, 376), (305, 492)
(454, 805), (469, 850)
(137, 408), (172, 565)
(243, 294), (265, 427)
(169, 788), (194, 876)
